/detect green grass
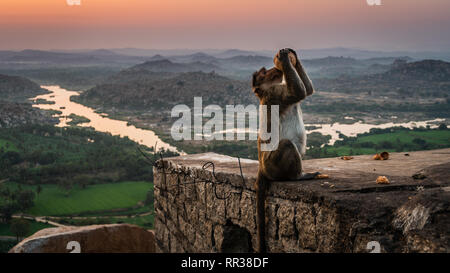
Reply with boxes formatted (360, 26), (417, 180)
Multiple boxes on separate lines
(356, 130), (450, 146)
(0, 139), (19, 152)
(112, 214), (154, 229)
(0, 240), (16, 253)
(0, 219), (54, 237)
(62, 214), (154, 229)
(67, 114), (91, 126)
(2, 181), (152, 216)
(307, 128), (450, 158)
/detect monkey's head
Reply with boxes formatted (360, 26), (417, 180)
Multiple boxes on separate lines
(251, 67), (283, 98)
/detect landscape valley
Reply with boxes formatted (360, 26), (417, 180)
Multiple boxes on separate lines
(0, 47), (449, 252)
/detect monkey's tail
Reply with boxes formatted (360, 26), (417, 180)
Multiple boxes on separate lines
(256, 170), (269, 253)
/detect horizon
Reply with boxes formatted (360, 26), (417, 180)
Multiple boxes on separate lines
(3, 46), (450, 53)
(1, 0), (449, 52)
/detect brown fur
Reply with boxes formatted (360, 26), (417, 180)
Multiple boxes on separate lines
(252, 48), (317, 253)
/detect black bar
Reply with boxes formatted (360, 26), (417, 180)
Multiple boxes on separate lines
(2, 253), (447, 272)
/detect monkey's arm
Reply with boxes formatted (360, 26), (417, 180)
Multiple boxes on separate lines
(286, 48), (314, 96)
(294, 60), (314, 96)
(280, 54), (307, 104)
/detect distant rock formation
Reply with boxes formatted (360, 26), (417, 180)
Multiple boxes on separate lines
(0, 74), (48, 102)
(9, 224), (155, 253)
(75, 70), (255, 110)
(0, 101), (57, 128)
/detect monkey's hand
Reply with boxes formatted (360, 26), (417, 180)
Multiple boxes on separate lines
(278, 48), (291, 65)
(286, 48), (298, 59)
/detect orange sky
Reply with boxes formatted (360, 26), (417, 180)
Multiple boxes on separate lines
(1, 0), (449, 51)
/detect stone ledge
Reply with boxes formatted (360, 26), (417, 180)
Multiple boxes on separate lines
(154, 149), (450, 253)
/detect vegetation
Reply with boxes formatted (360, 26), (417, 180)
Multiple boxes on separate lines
(0, 74), (48, 102)
(9, 218), (30, 242)
(0, 124), (177, 185)
(0, 186), (35, 222)
(58, 214), (154, 230)
(66, 114), (90, 126)
(307, 126), (450, 158)
(0, 123), (176, 236)
(2, 181), (152, 216)
(73, 71), (255, 111)
(0, 219), (53, 237)
(0, 241), (16, 253)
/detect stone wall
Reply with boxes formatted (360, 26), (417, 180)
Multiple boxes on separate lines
(154, 150), (450, 253)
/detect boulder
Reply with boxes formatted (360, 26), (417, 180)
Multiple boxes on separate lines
(9, 224), (155, 253)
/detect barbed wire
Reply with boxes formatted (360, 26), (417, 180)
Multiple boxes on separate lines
(137, 146), (246, 201)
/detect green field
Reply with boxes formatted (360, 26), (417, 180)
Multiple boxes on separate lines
(307, 128), (450, 158)
(0, 219), (54, 237)
(2, 181), (152, 216)
(0, 139), (18, 152)
(356, 130), (450, 146)
(60, 213), (154, 229)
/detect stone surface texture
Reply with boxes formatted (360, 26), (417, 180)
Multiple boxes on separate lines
(10, 224), (155, 253)
(154, 150), (450, 253)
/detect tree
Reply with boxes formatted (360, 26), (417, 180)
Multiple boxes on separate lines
(16, 190), (35, 212)
(144, 190), (154, 206)
(10, 218), (30, 242)
(438, 123), (447, 130)
(0, 203), (17, 222)
(1, 151), (22, 165)
(36, 185), (42, 196)
(58, 180), (73, 197)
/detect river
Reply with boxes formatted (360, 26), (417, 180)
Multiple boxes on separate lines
(307, 118), (446, 145)
(31, 85), (446, 150)
(31, 85), (180, 153)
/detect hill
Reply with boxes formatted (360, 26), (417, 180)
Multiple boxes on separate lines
(0, 74), (48, 102)
(128, 59), (219, 73)
(315, 60), (450, 98)
(75, 70), (254, 110)
(0, 101), (57, 128)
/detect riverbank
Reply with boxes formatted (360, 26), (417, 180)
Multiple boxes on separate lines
(31, 85), (179, 153)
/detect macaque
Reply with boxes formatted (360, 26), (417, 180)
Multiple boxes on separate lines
(251, 48), (318, 253)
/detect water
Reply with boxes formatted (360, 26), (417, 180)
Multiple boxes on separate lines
(307, 118), (446, 145)
(31, 85), (446, 150)
(31, 85), (180, 153)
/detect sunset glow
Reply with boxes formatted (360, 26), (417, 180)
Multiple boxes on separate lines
(1, 0), (449, 50)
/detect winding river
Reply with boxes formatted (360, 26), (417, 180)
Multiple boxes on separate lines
(31, 86), (180, 153)
(31, 85), (446, 150)
(307, 118), (446, 145)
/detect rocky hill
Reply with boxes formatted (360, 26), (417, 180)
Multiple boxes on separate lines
(75, 70), (255, 110)
(0, 74), (48, 102)
(0, 101), (58, 128)
(129, 59), (219, 73)
(315, 60), (450, 97)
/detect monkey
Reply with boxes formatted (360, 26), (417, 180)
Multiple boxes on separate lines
(251, 48), (319, 253)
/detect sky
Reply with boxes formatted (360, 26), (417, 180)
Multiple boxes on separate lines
(1, 0), (450, 51)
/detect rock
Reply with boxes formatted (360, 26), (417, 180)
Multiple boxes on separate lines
(154, 149), (450, 253)
(9, 224), (155, 253)
(0, 101), (57, 128)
